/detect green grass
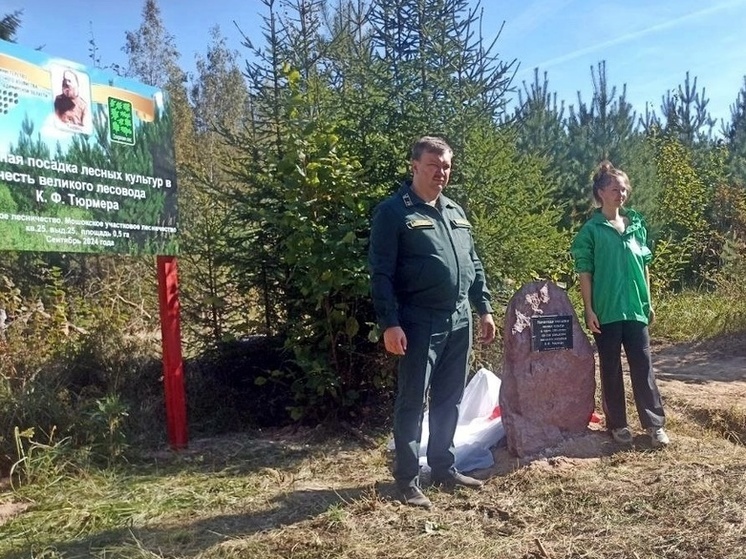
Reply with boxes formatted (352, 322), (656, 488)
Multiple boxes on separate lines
(654, 289), (746, 343)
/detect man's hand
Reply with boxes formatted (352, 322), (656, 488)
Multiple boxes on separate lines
(383, 326), (407, 355)
(649, 307), (655, 326)
(479, 313), (496, 344)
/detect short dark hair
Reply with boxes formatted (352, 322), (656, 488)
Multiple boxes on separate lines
(411, 136), (452, 161)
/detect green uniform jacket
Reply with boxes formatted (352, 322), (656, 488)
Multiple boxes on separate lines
(368, 182), (493, 330)
(571, 208), (653, 325)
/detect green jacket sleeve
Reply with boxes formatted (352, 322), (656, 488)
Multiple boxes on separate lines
(468, 243), (493, 316)
(571, 224), (595, 274)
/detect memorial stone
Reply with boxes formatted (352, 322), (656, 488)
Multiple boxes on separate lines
(499, 281), (596, 457)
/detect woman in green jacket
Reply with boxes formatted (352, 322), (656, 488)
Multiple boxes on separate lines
(571, 161), (669, 448)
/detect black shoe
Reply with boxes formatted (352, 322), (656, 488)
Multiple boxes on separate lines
(431, 471), (484, 489)
(399, 485), (432, 508)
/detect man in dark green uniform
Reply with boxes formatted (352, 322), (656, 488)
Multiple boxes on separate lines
(369, 136), (496, 508)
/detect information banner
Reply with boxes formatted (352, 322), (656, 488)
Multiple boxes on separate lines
(0, 39), (178, 254)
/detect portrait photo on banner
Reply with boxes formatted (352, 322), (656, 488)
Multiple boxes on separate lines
(50, 65), (92, 135)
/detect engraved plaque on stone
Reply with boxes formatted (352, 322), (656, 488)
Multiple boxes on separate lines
(531, 315), (573, 352)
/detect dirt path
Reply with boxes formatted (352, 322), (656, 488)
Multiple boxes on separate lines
(653, 339), (746, 409)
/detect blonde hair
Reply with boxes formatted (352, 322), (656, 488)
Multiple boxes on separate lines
(592, 160), (631, 204)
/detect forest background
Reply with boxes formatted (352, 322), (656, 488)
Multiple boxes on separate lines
(1, 0), (746, 473)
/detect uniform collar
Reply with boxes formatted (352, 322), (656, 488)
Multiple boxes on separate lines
(400, 181), (455, 209)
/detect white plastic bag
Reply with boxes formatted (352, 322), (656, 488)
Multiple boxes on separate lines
(390, 368), (505, 472)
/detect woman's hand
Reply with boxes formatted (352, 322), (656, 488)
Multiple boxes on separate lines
(585, 309), (601, 333)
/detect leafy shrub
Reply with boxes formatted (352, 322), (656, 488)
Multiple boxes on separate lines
(187, 336), (295, 431)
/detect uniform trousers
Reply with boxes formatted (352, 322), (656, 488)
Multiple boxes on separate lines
(393, 302), (472, 490)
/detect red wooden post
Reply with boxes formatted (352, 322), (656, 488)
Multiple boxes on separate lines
(157, 255), (188, 449)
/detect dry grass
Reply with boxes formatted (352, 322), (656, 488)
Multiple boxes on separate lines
(3, 313), (746, 559)
(1, 399), (745, 559)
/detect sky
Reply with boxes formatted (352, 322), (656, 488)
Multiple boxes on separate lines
(6, 0), (746, 130)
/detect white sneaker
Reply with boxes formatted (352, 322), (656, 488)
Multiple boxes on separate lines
(647, 427), (670, 448)
(611, 426), (633, 444)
